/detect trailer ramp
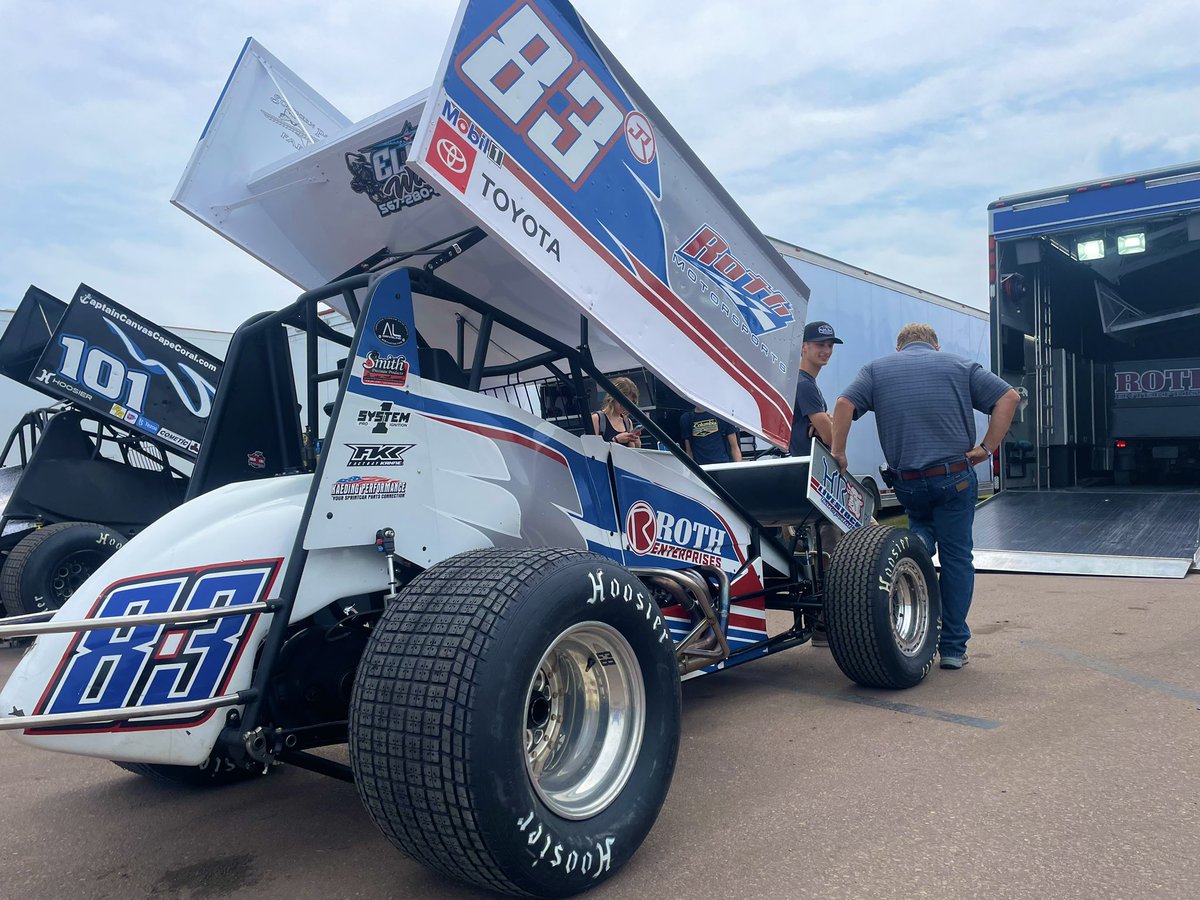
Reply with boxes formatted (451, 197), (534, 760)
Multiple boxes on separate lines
(972, 490), (1200, 578)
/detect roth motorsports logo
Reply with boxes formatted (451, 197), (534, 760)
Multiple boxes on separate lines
(623, 499), (726, 567)
(674, 224), (795, 336)
(345, 122), (439, 218)
(344, 443), (413, 467)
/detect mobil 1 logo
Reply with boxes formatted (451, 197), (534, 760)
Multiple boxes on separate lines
(345, 444), (413, 467)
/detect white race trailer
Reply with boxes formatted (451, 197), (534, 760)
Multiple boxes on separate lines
(770, 241), (993, 508)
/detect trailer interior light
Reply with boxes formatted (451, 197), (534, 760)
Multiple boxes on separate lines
(1077, 238), (1105, 260)
(1116, 232), (1146, 254)
(1115, 439), (1128, 449)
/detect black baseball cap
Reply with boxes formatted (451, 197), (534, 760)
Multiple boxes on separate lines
(803, 320), (843, 344)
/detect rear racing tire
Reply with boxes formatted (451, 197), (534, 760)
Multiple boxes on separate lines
(349, 548), (681, 898)
(0, 522), (125, 618)
(824, 525), (940, 689)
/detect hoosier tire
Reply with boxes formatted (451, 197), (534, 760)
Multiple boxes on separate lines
(824, 525), (940, 689)
(349, 548), (681, 898)
(0, 522), (125, 618)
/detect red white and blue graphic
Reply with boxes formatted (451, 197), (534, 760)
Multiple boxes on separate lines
(413, 0), (808, 449)
(31, 560), (279, 733)
(674, 225), (795, 335)
(809, 454), (868, 532)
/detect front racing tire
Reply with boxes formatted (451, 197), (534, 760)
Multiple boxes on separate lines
(350, 548), (681, 898)
(824, 525), (940, 689)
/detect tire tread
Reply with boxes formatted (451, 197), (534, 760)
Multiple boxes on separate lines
(350, 547), (602, 896)
(825, 526), (937, 689)
(0, 522), (119, 618)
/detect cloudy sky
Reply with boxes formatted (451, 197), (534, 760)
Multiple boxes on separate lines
(3, 0), (1200, 333)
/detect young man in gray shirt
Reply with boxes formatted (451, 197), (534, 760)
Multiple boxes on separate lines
(789, 320), (842, 456)
(829, 323), (1020, 670)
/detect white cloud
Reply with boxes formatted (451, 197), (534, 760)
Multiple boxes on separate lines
(2, 0), (1199, 330)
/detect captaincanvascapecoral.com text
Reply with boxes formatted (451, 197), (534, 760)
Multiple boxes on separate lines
(78, 294), (218, 373)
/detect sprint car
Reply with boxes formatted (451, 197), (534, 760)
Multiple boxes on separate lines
(0, 2), (940, 896)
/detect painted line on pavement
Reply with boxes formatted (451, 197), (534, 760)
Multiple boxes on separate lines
(1025, 639), (1200, 704)
(707, 669), (1003, 730)
(831, 690), (1003, 729)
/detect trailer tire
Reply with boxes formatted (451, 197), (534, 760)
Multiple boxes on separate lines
(113, 755), (261, 788)
(825, 525), (940, 689)
(350, 548), (680, 898)
(0, 522), (125, 618)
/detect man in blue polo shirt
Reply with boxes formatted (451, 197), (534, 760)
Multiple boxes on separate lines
(829, 323), (1020, 670)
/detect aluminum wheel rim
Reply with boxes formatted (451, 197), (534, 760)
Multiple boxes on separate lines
(889, 558), (931, 656)
(524, 621), (645, 820)
(49, 550), (106, 606)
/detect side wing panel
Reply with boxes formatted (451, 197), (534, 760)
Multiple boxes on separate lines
(412, 1), (809, 447)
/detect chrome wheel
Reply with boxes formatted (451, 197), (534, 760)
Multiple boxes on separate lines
(889, 557), (931, 656)
(524, 621), (645, 820)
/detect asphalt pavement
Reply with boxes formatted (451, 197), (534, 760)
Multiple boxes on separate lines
(3, 570), (1198, 899)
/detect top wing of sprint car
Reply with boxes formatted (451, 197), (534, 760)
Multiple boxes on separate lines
(171, 8), (810, 449)
(0, 4), (918, 897)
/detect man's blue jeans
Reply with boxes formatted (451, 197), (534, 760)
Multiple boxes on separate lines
(892, 465), (977, 658)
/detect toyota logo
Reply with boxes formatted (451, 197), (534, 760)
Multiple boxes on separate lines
(624, 500), (658, 556)
(437, 138), (468, 174)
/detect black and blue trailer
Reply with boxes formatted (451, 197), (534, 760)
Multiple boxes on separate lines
(979, 163), (1200, 577)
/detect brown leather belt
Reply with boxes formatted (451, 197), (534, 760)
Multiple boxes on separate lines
(898, 460), (970, 481)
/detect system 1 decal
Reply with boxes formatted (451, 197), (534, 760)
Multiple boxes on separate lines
(356, 401), (412, 435)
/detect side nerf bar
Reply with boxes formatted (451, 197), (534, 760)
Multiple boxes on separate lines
(0, 600), (279, 640)
(0, 602), (278, 731)
(0, 691), (257, 732)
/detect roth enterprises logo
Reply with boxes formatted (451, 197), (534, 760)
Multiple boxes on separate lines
(623, 499), (726, 567)
(1114, 365), (1200, 399)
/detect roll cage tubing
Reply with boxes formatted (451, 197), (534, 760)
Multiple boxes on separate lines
(206, 236), (805, 744)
